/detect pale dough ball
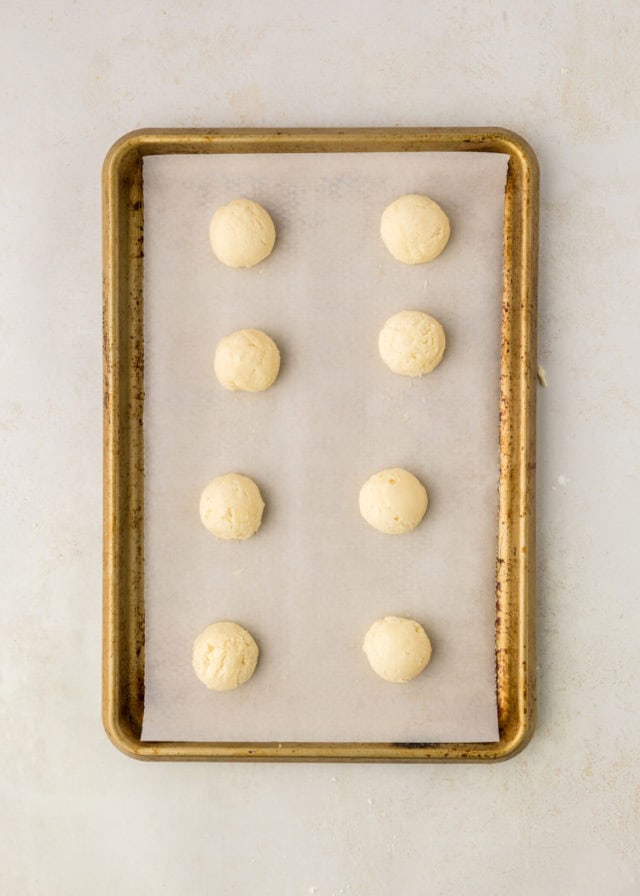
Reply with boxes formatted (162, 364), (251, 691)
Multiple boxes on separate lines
(380, 193), (450, 264)
(363, 616), (432, 683)
(199, 473), (264, 540)
(214, 328), (281, 392)
(379, 310), (446, 377)
(192, 621), (259, 691)
(209, 198), (276, 268)
(359, 467), (428, 535)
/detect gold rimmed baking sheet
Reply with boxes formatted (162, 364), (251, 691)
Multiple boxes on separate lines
(102, 128), (538, 761)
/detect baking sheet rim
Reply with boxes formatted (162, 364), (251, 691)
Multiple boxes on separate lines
(102, 127), (538, 762)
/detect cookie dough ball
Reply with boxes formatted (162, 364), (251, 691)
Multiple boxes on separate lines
(199, 474), (264, 541)
(193, 621), (259, 691)
(214, 328), (281, 392)
(363, 616), (432, 683)
(379, 310), (446, 377)
(209, 198), (276, 268)
(380, 194), (450, 264)
(359, 468), (428, 535)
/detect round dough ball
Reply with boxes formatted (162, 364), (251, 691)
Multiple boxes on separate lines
(209, 198), (276, 268)
(380, 193), (450, 264)
(199, 473), (264, 541)
(363, 616), (432, 683)
(379, 310), (446, 377)
(192, 621), (259, 691)
(214, 328), (281, 392)
(359, 467), (428, 535)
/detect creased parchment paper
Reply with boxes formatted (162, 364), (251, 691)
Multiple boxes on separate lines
(141, 150), (508, 743)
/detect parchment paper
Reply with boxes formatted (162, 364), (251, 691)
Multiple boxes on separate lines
(141, 150), (508, 743)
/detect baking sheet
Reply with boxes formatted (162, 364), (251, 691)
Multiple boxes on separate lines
(141, 150), (508, 743)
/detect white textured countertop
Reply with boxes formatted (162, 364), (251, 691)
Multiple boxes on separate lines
(2, 2), (638, 893)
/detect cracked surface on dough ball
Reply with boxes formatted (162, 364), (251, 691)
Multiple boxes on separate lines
(379, 310), (446, 377)
(209, 198), (276, 268)
(199, 473), (264, 540)
(214, 328), (281, 392)
(380, 193), (450, 264)
(192, 621), (259, 691)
